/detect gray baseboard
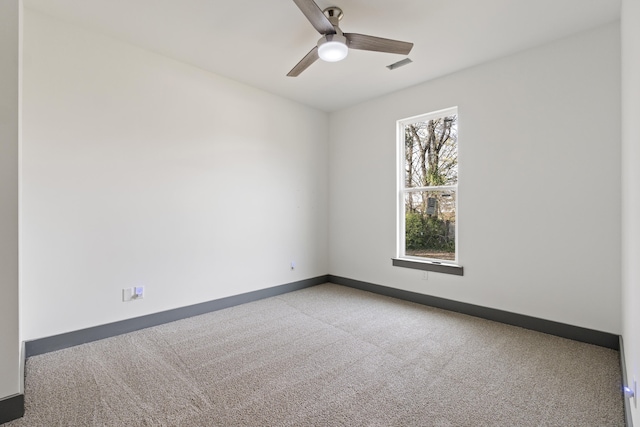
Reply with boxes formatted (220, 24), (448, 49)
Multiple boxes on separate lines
(25, 275), (329, 358)
(0, 393), (24, 425)
(620, 336), (634, 427)
(26, 274), (619, 356)
(329, 275), (620, 350)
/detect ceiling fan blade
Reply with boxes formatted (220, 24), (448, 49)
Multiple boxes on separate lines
(345, 33), (413, 55)
(287, 46), (319, 77)
(292, 0), (336, 35)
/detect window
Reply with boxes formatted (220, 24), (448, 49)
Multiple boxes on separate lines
(393, 107), (462, 275)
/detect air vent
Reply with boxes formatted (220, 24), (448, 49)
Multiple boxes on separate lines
(387, 58), (413, 70)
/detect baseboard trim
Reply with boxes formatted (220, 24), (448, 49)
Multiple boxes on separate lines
(25, 275), (329, 358)
(328, 275), (619, 350)
(0, 393), (24, 424)
(620, 336), (634, 427)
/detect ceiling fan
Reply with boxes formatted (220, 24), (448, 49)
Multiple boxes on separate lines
(288, 0), (414, 77)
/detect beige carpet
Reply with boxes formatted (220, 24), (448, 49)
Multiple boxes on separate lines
(7, 283), (624, 426)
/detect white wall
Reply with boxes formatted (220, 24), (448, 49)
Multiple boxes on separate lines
(329, 23), (621, 334)
(21, 9), (329, 341)
(0, 0), (22, 400)
(622, 0), (640, 423)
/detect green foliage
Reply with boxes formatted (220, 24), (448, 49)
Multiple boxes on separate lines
(405, 211), (426, 250)
(405, 211), (454, 251)
(427, 167), (446, 186)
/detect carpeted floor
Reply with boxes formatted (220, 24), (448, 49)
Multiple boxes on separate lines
(6, 283), (624, 426)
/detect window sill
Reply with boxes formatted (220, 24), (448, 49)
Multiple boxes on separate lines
(392, 258), (464, 276)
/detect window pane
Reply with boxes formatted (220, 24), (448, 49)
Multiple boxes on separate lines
(404, 115), (458, 188)
(405, 190), (456, 261)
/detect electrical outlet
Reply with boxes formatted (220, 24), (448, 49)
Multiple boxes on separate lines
(123, 286), (145, 302)
(421, 271), (428, 280)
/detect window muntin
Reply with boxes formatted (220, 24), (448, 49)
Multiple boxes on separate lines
(398, 107), (458, 264)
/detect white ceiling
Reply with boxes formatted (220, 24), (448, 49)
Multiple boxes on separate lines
(23, 0), (620, 112)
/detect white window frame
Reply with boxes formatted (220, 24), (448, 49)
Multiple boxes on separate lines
(394, 107), (462, 275)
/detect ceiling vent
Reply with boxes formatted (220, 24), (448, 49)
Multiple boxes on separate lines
(387, 58), (413, 70)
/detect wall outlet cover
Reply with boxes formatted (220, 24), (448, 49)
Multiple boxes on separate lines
(123, 286), (144, 302)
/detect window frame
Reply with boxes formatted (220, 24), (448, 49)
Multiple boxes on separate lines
(393, 107), (463, 276)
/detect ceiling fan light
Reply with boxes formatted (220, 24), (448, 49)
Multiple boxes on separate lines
(318, 35), (348, 62)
